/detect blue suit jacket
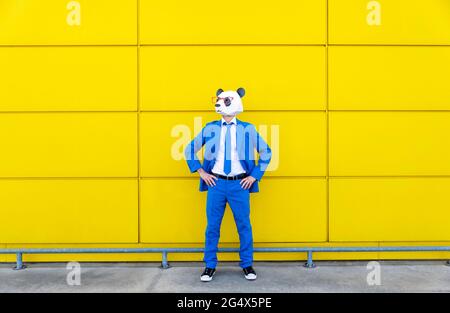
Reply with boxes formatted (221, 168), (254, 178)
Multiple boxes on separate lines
(185, 119), (272, 193)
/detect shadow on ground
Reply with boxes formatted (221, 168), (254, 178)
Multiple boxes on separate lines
(0, 261), (449, 293)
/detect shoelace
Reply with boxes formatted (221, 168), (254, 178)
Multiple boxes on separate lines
(203, 268), (215, 276)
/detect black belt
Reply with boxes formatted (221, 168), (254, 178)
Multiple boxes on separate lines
(212, 173), (248, 181)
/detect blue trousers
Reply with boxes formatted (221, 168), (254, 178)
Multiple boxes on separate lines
(204, 178), (253, 269)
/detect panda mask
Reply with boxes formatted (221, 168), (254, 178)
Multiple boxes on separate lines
(214, 88), (245, 116)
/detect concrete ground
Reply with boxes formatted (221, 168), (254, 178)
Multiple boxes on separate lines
(0, 261), (449, 293)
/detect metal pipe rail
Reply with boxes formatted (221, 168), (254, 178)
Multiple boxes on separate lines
(1, 246), (450, 270)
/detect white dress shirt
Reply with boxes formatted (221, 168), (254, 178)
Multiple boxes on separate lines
(211, 117), (246, 177)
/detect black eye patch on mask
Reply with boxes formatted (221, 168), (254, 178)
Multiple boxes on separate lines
(224, 97), (232, 106)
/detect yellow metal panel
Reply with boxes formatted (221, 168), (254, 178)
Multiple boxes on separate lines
(140, 112), (326, 177)
(329, 46), (450, 110)
(329, 0), (450, 45)
(243, 112), (327, 177)
(140, 46), (326, 111)
(0, 179), (138, 243)
(140, 178), (327, 243)
(140, 111), (216, 177)
(0, 0), (448, 263)
(252, 179), (327, 242)
(0, 113), (137, 177)
(0, 47), (137, 111)
(0, 0), (137, 45)
(330, 112), (450, 176)
(140, 0), (326, 44)
(330, 178), (450, 241)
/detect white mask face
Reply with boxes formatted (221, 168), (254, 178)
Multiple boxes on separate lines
(214, 88), (245, 116)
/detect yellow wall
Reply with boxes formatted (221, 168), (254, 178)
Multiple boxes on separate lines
(1, 0), (450, 262)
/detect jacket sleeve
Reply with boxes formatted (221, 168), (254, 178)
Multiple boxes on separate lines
(249, 125), (272, 181)
(184, 127), (206, 173)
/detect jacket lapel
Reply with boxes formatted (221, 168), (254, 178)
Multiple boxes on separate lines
(236, 119), (246, 164)
(209, 120), (221, 163)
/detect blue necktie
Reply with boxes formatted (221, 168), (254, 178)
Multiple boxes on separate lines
(223, 122), (233, 175)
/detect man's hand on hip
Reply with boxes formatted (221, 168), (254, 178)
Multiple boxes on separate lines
(198, 168), (218, 187)
(240, 176), (256, 190)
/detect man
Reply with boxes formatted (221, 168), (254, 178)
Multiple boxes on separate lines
(184, 87), (272, 282)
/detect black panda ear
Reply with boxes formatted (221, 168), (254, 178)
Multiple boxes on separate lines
(216, 88), (224, 96)
(236, 88), (245, 98)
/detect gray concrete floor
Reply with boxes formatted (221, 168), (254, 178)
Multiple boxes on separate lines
(0, 261), (449, 293)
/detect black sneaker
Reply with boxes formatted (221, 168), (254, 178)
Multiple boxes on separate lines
(243, 266), (257, 280)
(200, 268), (216, 282)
